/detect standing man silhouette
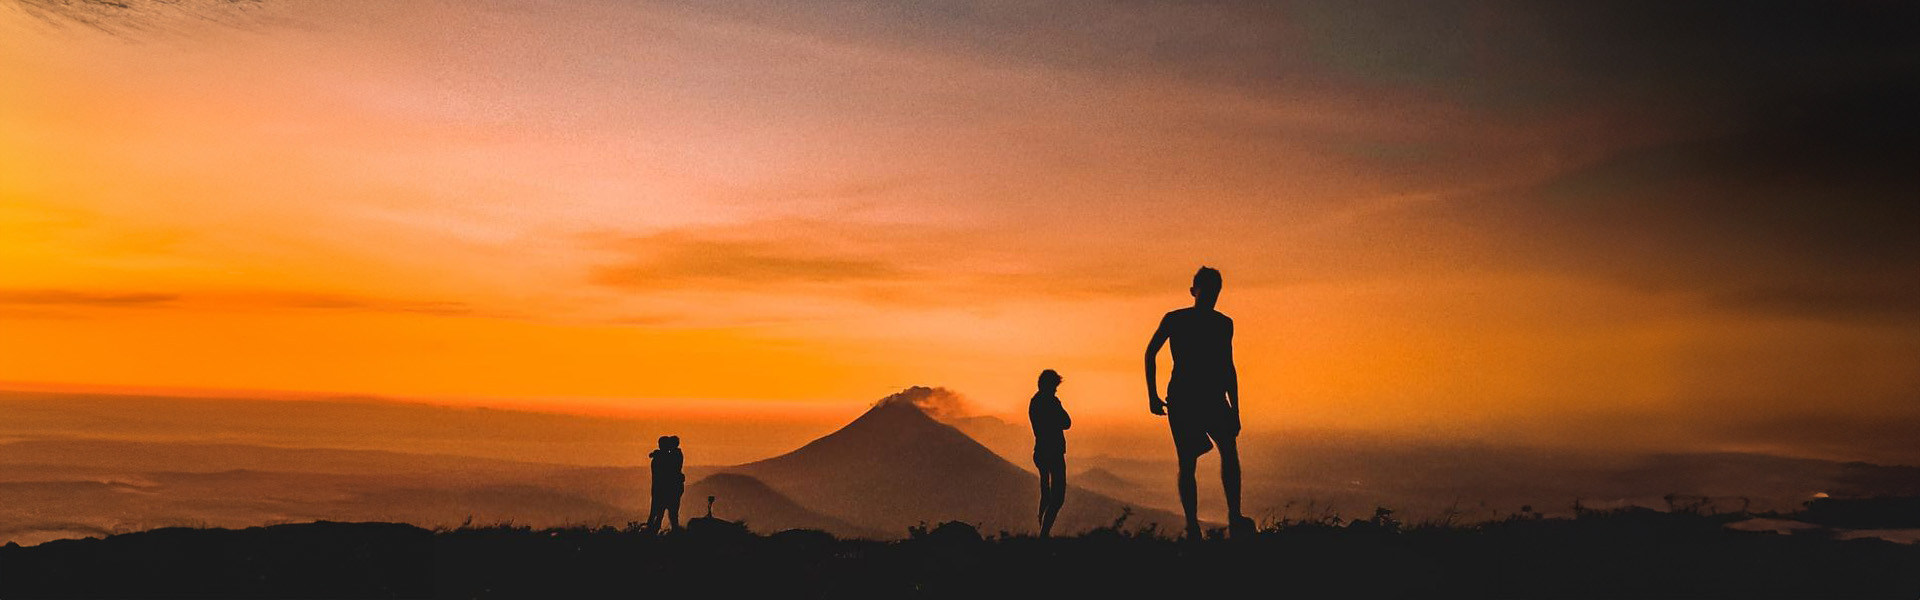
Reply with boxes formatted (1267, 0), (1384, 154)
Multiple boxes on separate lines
(1028, 369), (1071, 538)
(1145, 266), (1248, 540)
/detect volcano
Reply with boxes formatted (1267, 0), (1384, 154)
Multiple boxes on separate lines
(728, 387), (1180, 536)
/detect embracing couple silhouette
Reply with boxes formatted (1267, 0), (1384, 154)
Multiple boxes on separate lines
(1031, 266), (1251, 540)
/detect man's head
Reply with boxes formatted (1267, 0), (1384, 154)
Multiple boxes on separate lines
(1190, 266), (1222, 307)
(1037, 369), (1063, 392)
(658, 435), (680, 450)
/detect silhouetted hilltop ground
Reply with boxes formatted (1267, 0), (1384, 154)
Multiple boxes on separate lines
(1800, 496), (1920, 528)
(0, 522), (431, 598)
(4, 502), (1917, 599)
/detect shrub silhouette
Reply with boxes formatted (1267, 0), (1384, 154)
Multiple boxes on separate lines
(4, 502), (1920, 599)
(907, 520), (982, 544)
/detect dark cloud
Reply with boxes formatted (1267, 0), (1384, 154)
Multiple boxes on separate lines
(1717, 280), (1920, 324)
(1438, 109), (1920, 322)
(663, 2), (1920, 316)
(667, 1), (1914, 103)
(1279, 1), (1920, 322)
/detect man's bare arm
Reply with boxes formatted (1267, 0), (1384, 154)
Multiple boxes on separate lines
(1145, 316), (1170, 416)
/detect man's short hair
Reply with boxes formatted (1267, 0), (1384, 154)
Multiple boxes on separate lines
(1038, 369), (1062, 387)
(1193, 266), (1222, 290)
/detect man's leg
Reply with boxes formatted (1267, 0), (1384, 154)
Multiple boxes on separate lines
(1038, 469), (1055, 538)
(1052, 467), (1068, 513)
(1035, 455), (1050, 522)
(667, 491), (682, 530)
(1177, 452), (1200, 540)
(1044, 466), (1066, 536)
(1216, 434), (1243, 520)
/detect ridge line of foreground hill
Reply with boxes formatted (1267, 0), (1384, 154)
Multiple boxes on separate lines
(3, 507), (1917, 599)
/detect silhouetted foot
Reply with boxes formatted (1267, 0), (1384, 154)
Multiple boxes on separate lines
(1229, 515), (1257, 539)
(1184, 523), (1203, 542)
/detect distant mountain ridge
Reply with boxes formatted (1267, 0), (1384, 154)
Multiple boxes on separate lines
(6, 388), (1920, 545)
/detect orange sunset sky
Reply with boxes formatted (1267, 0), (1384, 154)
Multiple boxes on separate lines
(3, 1), (1917, 460)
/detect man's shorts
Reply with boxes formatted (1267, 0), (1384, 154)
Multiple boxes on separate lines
(1168, 396), (1237, 458)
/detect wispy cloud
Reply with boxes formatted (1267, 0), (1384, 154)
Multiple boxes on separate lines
(580, 221), (1187, 314)
(0, 288), (479, 318)
(591, 236), (911, 290)
(1715, 280), (1920, 324)
(244, 292), (478, 317)
(7, 0), (284, 37)
(0, 289), (178, 307)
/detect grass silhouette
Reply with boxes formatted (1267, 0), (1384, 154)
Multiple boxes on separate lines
(2, 503), (1916, 599)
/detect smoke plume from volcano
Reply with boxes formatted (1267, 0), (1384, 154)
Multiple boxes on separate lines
(871, 386), (973, 422)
